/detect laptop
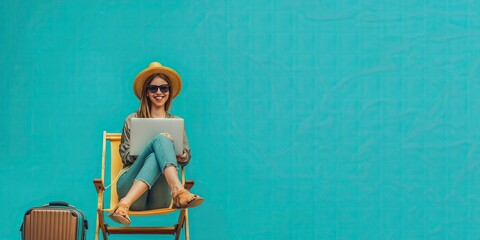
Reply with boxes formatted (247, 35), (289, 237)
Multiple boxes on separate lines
(130, 118), (184, 156)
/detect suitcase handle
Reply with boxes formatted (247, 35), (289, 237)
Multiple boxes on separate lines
(49, 201), (69, 206)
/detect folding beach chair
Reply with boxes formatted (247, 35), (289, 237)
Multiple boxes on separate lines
(93, 132), (195, 240)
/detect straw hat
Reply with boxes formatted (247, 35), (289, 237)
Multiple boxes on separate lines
(133, 62), (182, 99)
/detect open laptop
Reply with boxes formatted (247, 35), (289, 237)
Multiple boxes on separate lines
(130, 118), (184, 156)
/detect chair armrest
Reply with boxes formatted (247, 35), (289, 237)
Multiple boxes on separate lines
(93, 178), (105, 193)
(180, 166), (195, 190)
(93, 178), (105, 213)
(184, 180), (194, 190)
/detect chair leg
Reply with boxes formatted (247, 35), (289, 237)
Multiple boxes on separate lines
(97, 210), (108, 240)
(95, 217), (99, 240)
(101, 226), (108, 240)
(185, 209), (190, 240)
(175, 209), (187, 240)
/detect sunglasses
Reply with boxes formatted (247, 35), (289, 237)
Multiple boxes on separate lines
(147, 84), (170, 94)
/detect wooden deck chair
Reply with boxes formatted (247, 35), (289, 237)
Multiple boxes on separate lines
(93, 132), (195, 240)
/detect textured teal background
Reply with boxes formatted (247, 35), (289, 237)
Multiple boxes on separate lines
(1, 1), (480, 239)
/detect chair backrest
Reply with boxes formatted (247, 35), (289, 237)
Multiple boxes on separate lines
(101, 132), (123, 210)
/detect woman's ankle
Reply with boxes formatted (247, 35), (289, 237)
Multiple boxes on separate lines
(171, 185), (185, 196)
(118, 199), (130, 208)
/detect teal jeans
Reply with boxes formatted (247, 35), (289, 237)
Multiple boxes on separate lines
(116, 134), (179, 210)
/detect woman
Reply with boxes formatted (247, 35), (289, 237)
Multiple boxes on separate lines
(108, 62), (204, 226)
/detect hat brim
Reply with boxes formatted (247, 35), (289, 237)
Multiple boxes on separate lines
(133, 66), (182, 99)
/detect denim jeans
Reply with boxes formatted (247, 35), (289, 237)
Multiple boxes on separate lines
(116, 134), (179, 210)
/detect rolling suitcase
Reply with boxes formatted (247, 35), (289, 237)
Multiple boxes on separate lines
(20, 201), (88, 240)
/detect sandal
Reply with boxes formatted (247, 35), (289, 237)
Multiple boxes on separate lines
(108, 202), (131, 226)
(172, 189), (204, 209)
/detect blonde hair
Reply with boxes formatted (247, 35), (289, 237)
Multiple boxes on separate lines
(137, 73), (172, 118)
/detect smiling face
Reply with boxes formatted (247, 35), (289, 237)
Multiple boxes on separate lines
(147, 76), (170, 110)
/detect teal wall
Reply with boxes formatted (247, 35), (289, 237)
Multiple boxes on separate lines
(1, 1), (480, 239)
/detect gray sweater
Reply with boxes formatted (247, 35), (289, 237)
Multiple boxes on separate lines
(119, 112), (192, 168)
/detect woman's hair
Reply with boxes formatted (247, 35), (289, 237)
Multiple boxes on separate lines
(137, 73), (172, 118)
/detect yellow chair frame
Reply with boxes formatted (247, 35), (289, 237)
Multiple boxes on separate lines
(93, 132), (194, 240)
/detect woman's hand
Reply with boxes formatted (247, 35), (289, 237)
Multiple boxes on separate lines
(160, 132), (174, 142)
(176, 150), (188, 163)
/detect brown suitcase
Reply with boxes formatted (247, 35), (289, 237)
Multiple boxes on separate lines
(20, 201), (88, 240)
